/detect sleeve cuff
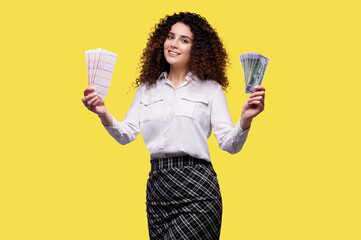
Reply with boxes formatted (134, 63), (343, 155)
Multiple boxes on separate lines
(230, 120), (251, 152)
(102, 115), (119, 134)
(234, 120), (250, 136)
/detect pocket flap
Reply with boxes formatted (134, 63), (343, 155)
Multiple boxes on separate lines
(181, 94), (209, 104)
(141, 94), (166, 106)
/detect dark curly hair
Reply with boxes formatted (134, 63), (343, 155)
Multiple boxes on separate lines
(135, 12), (230, 90)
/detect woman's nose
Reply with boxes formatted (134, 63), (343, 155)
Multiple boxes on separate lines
(171, 40), (178, 48)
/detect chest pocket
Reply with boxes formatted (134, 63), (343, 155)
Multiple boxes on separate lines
(140, 94), (166, 122)
(175, 94), (209, 121)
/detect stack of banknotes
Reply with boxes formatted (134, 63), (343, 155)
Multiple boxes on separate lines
(239, 52), (269, 93)
(85, 49), (117, 98)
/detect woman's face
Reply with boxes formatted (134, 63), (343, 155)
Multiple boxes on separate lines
(164, 22), (193, 69)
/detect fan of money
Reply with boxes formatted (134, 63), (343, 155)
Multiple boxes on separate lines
(85, 48), (117, 98)
(239, 52), (269, 93)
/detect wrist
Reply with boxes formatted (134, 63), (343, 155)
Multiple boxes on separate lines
(98, 111), (108, 118)
(98, 111), (112, 126)
(240, 116), (252, 131)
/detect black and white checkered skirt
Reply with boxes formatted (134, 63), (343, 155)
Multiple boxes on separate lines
(146, 155), (223, 240)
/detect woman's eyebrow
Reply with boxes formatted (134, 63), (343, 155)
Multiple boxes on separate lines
(169, 32), (193, 40)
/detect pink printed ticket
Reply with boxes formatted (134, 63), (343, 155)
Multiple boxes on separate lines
(85, 49), (117, 98)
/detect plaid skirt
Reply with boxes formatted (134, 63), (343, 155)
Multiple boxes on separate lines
(146, 155), (223, 240)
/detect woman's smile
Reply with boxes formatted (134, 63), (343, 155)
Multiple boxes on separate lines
(168, 50), (181, 56)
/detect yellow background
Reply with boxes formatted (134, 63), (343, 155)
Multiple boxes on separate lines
(1, 0), (360, 239)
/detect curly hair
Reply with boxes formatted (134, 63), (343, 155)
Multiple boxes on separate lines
(135, 12), (230, 90)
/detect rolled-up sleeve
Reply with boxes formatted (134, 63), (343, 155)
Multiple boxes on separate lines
(103, 87), (142, 145)
(211, 87), (250, 154)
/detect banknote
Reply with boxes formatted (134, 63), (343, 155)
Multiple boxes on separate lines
(239, 52), (269, 93)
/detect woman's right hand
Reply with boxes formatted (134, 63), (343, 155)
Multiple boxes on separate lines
(82, 87), (107, 116)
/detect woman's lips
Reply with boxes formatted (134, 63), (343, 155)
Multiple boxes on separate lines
(168, 50), (180, 56)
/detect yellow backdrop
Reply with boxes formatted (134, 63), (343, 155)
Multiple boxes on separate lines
(1, 0), (360, 239)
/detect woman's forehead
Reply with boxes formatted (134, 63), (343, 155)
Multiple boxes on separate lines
(169, 22), (193, 38)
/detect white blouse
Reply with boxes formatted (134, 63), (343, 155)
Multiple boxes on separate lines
(103, 71), (250, 162)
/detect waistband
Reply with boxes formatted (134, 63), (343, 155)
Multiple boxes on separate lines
(151, 155), (211, 171)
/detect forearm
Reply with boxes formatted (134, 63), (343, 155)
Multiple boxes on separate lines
(216, 120), (251, 154)
(98, 111), (113, 126)
(102, 114), (140, 145)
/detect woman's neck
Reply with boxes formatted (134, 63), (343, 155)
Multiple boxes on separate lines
(168, 66), (190, 87)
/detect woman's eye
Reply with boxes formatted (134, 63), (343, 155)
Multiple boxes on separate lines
(167, 35), (173, 39)
(181, 39), (188, 43)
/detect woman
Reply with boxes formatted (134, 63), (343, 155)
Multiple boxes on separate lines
(82, 12), (265, 240)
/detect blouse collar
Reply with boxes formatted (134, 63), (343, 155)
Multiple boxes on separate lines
(158, 71), (199, 82)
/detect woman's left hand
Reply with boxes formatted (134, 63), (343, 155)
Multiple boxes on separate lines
(240, 86), (266, 130)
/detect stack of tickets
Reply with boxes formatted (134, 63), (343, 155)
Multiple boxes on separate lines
(85, 49), (117, 98)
